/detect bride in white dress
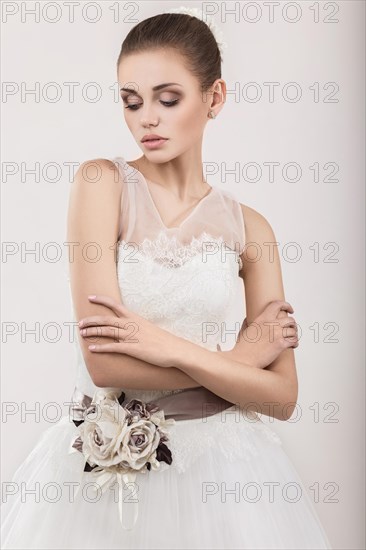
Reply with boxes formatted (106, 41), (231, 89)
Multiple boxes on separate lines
(1, 9), (332, 550)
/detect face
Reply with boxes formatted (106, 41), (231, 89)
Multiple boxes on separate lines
(117, 48), (225, 162)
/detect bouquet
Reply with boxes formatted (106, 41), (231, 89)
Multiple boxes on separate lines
(68, 388), (175, 529)
(70, 388), (175, 476)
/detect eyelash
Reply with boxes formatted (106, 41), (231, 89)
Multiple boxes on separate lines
(124, 99), (179, 111)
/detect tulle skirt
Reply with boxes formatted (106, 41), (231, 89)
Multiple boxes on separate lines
(1, 405), (332, 549)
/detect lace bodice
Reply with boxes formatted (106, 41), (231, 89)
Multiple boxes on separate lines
(71, 155), (246, 404)
(68, 156), (284, 475)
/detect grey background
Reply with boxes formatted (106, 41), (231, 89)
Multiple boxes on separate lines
(1, 2), (365, 548)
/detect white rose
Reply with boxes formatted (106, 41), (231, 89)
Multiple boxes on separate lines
(116, 419), (161, 471)
(80, 397), (129, 469)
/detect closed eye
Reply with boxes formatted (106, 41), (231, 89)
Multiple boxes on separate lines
(124, 99), (179, 111)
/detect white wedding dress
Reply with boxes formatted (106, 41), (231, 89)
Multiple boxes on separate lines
(1, 156), (332, 549)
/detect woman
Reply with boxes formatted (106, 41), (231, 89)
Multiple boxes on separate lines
(1, 9), (332, 549)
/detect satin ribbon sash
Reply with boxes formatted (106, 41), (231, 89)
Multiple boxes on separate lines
(68, 385), (234, 530)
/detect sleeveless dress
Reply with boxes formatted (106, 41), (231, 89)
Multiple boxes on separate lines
(0, 156), (332, 549)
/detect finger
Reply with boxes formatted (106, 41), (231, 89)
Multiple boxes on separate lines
(282, 328), (298, 341)
(79, 315), (125, 328)
(282, 338), (298, 350)
(279, 317), (298, 330)
(88, 295), (127, 316)
(262, 300), (294, 320)
(88, 343), (125, 353)
(80, 326), (123, 341)
(282, 326), (297, 336)
(273, 300), (294, 317)
(276, 300), (294, 315)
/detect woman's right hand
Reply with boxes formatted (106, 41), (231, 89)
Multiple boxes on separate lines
(229, 300), (299, 369)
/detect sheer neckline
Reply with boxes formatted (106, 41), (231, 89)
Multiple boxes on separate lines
(119, 156), (217, 231)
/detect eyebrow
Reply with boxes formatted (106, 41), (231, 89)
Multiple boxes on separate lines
(120, 82), (183, 93)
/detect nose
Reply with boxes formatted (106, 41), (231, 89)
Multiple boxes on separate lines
(140, 104), (158, 128)
(141, 118), (158, 129)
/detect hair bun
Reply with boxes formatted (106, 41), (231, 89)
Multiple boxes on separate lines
(163, 6), (228, 58)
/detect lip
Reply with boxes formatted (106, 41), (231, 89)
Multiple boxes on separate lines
(142, 138), (169, 150)
(141, 134), (167, 142)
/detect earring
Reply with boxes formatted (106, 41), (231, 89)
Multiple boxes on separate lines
(208, 110), (216, 119)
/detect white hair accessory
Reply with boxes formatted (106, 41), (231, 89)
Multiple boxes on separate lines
(163, 5), (228, 58)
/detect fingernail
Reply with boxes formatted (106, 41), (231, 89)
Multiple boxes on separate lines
(88, 295), (96, 299)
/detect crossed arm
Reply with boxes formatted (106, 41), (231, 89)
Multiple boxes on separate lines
(67, 160), (298, 421)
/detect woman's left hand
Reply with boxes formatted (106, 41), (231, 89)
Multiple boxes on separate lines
(78, 295), (184, 368)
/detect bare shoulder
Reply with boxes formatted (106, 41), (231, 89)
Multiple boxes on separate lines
(69, 158), (123, 211)
(68, 158), (124, 242)
(239, 202), (276, 245)
(237, 201), (279, 281)
(74, 158), (122, 185)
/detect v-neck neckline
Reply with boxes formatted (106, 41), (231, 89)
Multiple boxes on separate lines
(121, 157), (216, 231)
